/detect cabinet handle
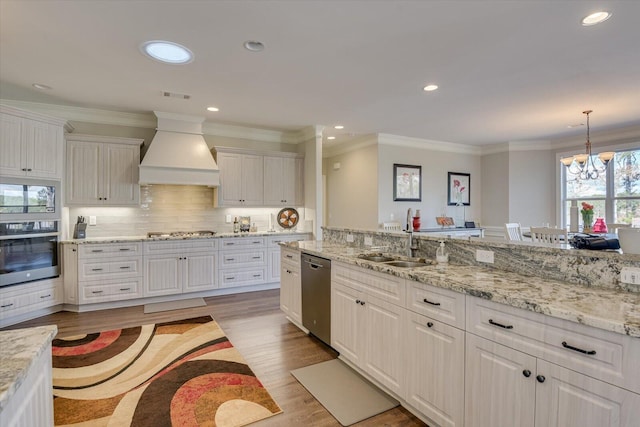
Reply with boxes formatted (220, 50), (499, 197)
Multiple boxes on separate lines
(427, 322), (434, 328)
(561, 341), (596, 355)
(253, 274), (261, 277)
(91, 268), (104, 271)
(422, 298), (441, 306)
(488, 319), (514, 329)
(91, 249), (104, 253)
(226, 258), (235, 261)
(252, 241), (261, 244)
(27, 168), (32, 172)
(286, 269), (292, 274)
(286, 255), (293, 259)
(360, 301), (365, 306)
(252, 256), (261, 259)
(119, 266), (131, 269)
(226, 242), (235, 246)
(72, 248), (77, 252)
(119, 248), (131, 251)
(119, 288), (131, 291)
(522, 370), (531, 378)
(226, 276), (235, 280)
(92, 290), (104, 294)
(39, 294), (51, 299)
(355, 299), (361, 304)
(1, 303), (14, 308)
(22, 168), (28, 171)
(536, 375), (546, 383)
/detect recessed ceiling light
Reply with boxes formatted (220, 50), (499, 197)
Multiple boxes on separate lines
(334, 125), (344, 130)
(141, 40), (193, 64)
(207, 107), (220, 112)
(244, 40), (265, 52)
(327, 136), (336, 140)
(423, 84), (439, 92)
(581, 11), (611, 26)
(32, 83), (52, 90)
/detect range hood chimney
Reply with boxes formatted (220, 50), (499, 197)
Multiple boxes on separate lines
(139, 111), (219, 186)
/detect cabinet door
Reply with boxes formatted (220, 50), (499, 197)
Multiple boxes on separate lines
(0, 113), (25, 176)
(183, 253), (217, 292)
(465, 333), (536, 427)
(144, 255), (181, 297)
(269, 249), (281, 282)
(280, 261), (293, 316)
(66, 140), (102, 205)
(281, 157), (298, 205)
(263, 156), (284, 205)
(535, 359), (640, 427)
(241, 154), (264, 205)
(217, 152), (243, 205)
(331, 282), (363, 365)
(24, 120), (61, 179)
(405, 311), (465, 427)
(363, 295), (404, 396)
(103, 143), (139, 205)
(293, 157), (304, 205)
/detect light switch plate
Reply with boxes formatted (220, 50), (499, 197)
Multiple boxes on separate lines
(346, 234), (354, 243)
(225, 215), (232, 223)
(89, 216), (97, 226)
(476, 249), (494, 264)
(364, 236), (373, 246)
(621, 267), (640, 284)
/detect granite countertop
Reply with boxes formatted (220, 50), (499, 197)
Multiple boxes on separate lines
(0, 325), (57, 412)
(61, 230), (310, 244)
(286, 241), (640, 338)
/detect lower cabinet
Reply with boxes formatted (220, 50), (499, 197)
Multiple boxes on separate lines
(218, 237), (266, 288)
(0, 278), (62, 326)
(405, 311), (465, 427)
(280, 247), (302, 325)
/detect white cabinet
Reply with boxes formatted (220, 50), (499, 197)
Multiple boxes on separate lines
(64, 242), (144, 304)
(0, 105), (66, 179)
(66, 134), (142, 206)
(216, 150), (264, 206)
(267, 234), (310, 282)
(218, 237), (266, 288)
(280, 247), (302, 326)
(144, 239), (218, 297)
(0, 277), (62, 327)
(263, 155), (304, 206)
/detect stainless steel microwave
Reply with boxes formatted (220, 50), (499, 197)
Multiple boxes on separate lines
(0, 177), (60, 221)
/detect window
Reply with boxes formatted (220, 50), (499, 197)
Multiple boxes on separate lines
(562, 146), (640, 228)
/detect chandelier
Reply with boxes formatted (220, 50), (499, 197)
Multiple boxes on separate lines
(560, 110), (614, 180)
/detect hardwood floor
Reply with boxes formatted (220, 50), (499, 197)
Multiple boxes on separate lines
(5, 289), (427, 427)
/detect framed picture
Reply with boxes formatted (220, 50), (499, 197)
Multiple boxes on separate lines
(393, 164), (422, 201)
(448, 172), (470, 206)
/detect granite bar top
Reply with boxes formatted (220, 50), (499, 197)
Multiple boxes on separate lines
(286, 241), (640, 338)
(0, 325), (57, 412)
(61, 230), (310, 244)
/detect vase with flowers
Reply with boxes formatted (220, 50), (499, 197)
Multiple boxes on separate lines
(581, 202), (594, 233)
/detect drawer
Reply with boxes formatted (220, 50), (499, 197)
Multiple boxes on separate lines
(280, 247), (300, 267)
(0, 279), (61, 320)
(79, 242), (142, 258)
(144, 239), (218, 254)
(406, 279), (466, 329)
(219, 250), (266, 268)
(267, 234), (310, 248)
(467, 296), (640, 394)
(332, 261), (405, 307)
(80, 278), (143, 303)
(219, 267), (266, 288)
(79, 257), (141, 280)
(221, 237), (265, 248)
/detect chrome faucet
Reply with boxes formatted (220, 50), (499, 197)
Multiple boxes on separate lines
(407, 231), (418, 257)
(406, 208), (413, 232)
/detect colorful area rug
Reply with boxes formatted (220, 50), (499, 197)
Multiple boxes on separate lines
(51, 316), (281, 426)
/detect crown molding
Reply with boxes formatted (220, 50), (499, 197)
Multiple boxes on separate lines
(480, 140), (552, 155)
(323, 134), (378, 158)
(378, 133), (482, 155)
(550, 124), (640, 151)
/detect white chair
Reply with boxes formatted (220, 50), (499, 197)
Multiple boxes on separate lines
(608, 223), (630, 233)
(504, 223), (523, 241)
(530, 227), (568, 244)
(382, 222), (402, 231)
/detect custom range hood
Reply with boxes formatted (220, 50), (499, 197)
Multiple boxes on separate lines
(139, 111), (219, 186)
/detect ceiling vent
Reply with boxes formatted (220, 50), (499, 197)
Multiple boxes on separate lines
(161, 91), (191, 100)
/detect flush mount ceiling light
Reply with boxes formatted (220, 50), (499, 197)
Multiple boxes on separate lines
(423, 84), (439, 92)
(243, 40), (265, 52)
(582, 11), (611, 26)
(32, 83), (52, 90)
(206, 107), (219, 112)
(560, 110), (615, 180)
(141, 40), (193, 64)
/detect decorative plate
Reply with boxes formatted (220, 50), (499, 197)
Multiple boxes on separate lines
(277, 207), (299, 229)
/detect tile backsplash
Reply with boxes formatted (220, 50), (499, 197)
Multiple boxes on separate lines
(67, 184), (306, 239)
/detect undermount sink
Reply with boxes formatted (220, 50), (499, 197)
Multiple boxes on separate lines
(383, 260), (431, 268)
(358, 254), (395, 262)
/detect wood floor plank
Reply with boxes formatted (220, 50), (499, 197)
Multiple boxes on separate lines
(4, 289), (427, 427)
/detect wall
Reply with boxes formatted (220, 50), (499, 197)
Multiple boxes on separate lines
(508, 149), (556, 226)
(325, 142), (379, 230)
(377, 139), (482, 229)
(481, 151), (509, 228)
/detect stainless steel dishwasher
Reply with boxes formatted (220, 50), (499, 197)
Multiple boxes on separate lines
(301, 253), (331, 346)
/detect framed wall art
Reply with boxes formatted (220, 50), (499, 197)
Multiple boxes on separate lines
(447, 172), (470, 206)
(393, 164), (422, 201)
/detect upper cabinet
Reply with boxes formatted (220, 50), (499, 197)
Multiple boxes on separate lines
(0, 105), (68, 180)
(66, 134), (142, 206)
(215, 147), (304, 207)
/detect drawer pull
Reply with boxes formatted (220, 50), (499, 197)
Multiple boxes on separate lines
(91, 249), (104, 253)
(1, 303), (14, 308)
(92, 290), (104, 294)
(119, 248), (131, 251)
(91, 268), (104, 271)
(252, 256), (261, 259)
(561, 341), (596, 355)
(422, 298), (441, 306)
(40, 294), (51, 299)
(226, 276), (235, 280)
(119, 288), (131, 291)
(253, 274), (261, 277)
(119, 266), (131, 269)
(488, 319), (513, 329)
(226, 242), (235, 246)
(286, 255), (293, 259)
(252, 241), (261, 244)
(226, 258), (235, 261)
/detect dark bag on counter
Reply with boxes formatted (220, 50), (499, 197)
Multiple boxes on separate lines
(569, 234), (620, 250)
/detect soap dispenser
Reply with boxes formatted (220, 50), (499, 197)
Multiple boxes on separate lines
(436, 240), (449, 264)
